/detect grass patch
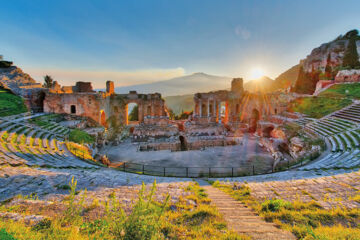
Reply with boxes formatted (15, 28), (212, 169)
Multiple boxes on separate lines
(0, 89), (27, 116)
(212, 181), (360, 240)
(69, 129), (95, 144)
(319, 83), (360, 99)
(0, 179), (248, 239)
(288, 97), (352, 119)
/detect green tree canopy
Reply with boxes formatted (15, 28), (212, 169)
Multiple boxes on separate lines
(128, 105), (139, 121)
(43, 75), (54, 88)
(342, 34), (360, 69)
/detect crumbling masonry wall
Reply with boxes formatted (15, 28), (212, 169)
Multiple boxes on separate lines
(43, 81), (168, 127)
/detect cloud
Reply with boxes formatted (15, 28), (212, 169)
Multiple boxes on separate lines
(235, 26), (251, 40)
(26, 67), (186, 88)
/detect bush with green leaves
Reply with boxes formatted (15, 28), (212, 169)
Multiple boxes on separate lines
(261, 199), (293, 212)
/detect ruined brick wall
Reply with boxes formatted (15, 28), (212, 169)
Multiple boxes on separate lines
(193, 78), (289, 126)
(335, 70), (360, 83)
(43, 92), (102, 122)
(44, 83), (169, 128)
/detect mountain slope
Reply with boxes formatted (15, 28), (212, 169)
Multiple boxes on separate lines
(243, 76), (274, 92)
(114, 72), (232, 96)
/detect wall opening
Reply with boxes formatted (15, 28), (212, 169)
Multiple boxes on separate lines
(127, 102), (139, 125)
(179, 135), (187, 151)
(263, 126), (274, 138)
(201, 103), (207, 116)
(249, 109), (260, 133)
(219, 101), (228, 123)
(209, 103), (213, 116)
(70, 105), (76, 114)
(147, 105), (151, 116)
(100, 110), (107, 127)
(274, 108), (277, 114)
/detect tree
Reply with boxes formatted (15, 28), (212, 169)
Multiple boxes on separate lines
(324, 53), (333, 79)
(128, 105), (138, 121)
(293, 66), (319, 94)
(43, 75), (54, 88)
(342, 35), (360, 69)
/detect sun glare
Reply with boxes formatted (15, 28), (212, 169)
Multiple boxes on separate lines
(250, 68), (264, 79)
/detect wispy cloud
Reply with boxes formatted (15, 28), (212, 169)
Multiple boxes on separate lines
(234, 26), (251, 40)
(27, 67), (186, 88)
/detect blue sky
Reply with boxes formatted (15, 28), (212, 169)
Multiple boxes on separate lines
(1, 0), (359, 88)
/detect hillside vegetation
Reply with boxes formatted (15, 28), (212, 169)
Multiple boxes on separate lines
(0, 88), (27, 116)
(289, 96), (352, 118)
(319, 83), (360, 99)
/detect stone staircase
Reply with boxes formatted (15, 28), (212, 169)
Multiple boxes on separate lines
(198, 181), (296, 240)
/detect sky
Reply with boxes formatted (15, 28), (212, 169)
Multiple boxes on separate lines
(1, 0), (360, 88)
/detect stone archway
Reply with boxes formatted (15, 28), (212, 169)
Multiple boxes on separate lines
(127, 102), (139, 125)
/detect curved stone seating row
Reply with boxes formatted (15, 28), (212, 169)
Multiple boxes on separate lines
(299, 103), (360, 171)
(299, 149), (360, 170)
(330, 103), (360, 123)
(293, 117), (315, 126)
(0, 120), (98, 169)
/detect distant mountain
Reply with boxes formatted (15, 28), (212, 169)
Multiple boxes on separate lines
(271, 64), (300, 91)
(114, 72), (232, 96)
(243, 65), (300, 93)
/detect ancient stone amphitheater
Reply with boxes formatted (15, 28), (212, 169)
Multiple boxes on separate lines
(0, 100), (359, 239)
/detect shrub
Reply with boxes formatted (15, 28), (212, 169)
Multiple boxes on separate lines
(0, 229), (16, 240)
(261, 199), (293, 212)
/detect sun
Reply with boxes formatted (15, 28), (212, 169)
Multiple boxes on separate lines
(250, 68), (264, 79)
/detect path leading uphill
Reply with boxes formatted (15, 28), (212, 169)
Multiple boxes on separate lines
(197, 180), (296, 240)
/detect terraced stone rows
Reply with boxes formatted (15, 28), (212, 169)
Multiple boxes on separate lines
(301, 105), (360, 170)
(330, 103), (360, 123)
(239, 171), (360, 209)
(0, 115), (97, 169)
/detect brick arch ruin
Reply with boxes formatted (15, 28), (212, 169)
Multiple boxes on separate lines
(192, 78), (290, 130)
(43, 81), (169, 127)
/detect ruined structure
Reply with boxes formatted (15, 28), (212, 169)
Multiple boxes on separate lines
(335, 69), (360, 83)
(193, 78), (289, 132)
(43, 81), (169, 127)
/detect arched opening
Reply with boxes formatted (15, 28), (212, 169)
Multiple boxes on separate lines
(34, 91), (46, 113)
(249, 109), (260, 133)
(100, 110), (107, 127)
(127, 102), (139, 125)
(147, 105), (151, 116)
(274, 108), (277, 114)
(179, 135), (187, 151)
(219, 101), (228, 123)
(70, 105), (76, 114)
(209, 104), (213, 116)
(263, 126), (274, 138)
(201, 103), (207, 116)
